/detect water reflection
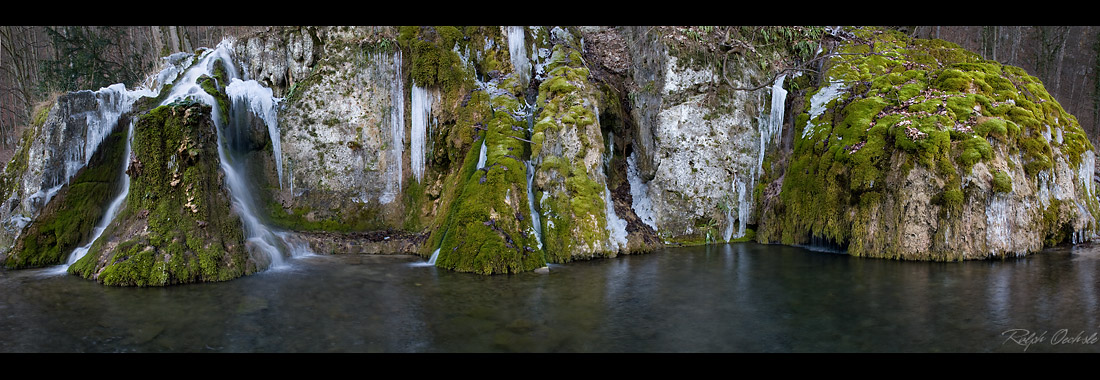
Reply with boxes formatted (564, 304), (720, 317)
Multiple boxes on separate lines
(2, 242), (1100, 352)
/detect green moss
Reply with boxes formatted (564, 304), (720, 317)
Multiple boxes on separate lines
(992, 170), (1013, 193)
(403, 27), (471, 97)
(759, 27), (1086, 260)
(427, 85), (546, 274)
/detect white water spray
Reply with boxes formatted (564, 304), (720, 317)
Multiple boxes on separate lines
(427, 247), (441, 265)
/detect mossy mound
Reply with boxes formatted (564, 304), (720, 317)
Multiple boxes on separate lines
(3, 119), (129, 268)
(428, 86), (546, 274)
(531, 34), (620, 261)
(68, 102), (258, 286)
(757, 27), (1097, 259)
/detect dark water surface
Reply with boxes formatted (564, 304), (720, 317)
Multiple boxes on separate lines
(3, 242), (1100, 353)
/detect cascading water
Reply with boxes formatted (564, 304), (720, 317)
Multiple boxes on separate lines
(723, 177), (747, 242)
(601, 114), (628, 252)
(160, 40), (312, 269)
(476, 139), (488, 169)
(427, 248), (441, 265)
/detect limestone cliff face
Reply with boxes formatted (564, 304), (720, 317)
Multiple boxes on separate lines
(638, 46), (769, 242)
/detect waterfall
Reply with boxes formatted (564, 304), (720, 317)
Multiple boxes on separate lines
(526, 160), (543, 250)
(723, 176), (748, 241)
(226, 79), (284, 188)
(410, 85), (433, 182)
(161, 40), (311, 269)
(380, 50), (405, 205)
(427, 248), (441, 265)
(476, 138), (487, 169)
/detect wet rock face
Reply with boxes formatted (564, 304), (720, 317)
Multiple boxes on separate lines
(0, 91), (114, 260)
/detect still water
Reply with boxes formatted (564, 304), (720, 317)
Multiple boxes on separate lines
(2, 242), (1099, 353)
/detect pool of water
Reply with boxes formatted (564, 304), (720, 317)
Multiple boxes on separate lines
(3, 242), (1099, 352)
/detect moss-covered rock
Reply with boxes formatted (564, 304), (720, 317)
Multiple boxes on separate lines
(530, 33), (626, 262)
(68, 103), (258, 286)
(756, 27), (1098, 260)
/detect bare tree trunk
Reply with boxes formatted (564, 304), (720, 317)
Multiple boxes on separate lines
(993, 26), (998, 62)
(1054, 28), (1068, 95)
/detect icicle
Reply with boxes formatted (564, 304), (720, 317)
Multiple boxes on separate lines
(66, 84), (149, 187)
(759, 73), (787, 171)
(1080, 150), (1095, 197)
(985, 194), (1012, 255)
(605, 185), (628, 252)
(410, 85), (433, 182)
(507, 26), (530, 87)
(627, 152), (657, 231)
(380, 50), (405, 205)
